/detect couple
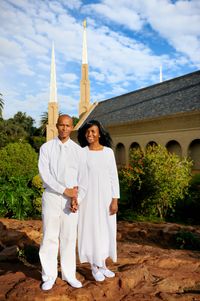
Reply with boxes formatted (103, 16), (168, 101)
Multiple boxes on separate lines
(38, 114), (120, 291)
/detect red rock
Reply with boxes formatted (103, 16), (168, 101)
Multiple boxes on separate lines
(1, 218), (200, 301)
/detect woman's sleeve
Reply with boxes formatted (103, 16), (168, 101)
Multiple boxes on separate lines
(109, 149), (120, 198)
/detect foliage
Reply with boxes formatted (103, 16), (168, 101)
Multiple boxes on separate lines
(119, 145), (192, 219)
(0, 177), (34, 219)
(0, 142), (38, 180)
(0, 143), (39, 219)
(29, 136), (45, 152)
(40, 111), (48, 136)
(0, 174), (43, 219)
(0, 118), (28, 148)
(174, 173), (200, 224)
(12, 111), (35, 135)
(31, 174), (44, 215)
(175, 230), (200, 250)
(72, 116), (79, 126)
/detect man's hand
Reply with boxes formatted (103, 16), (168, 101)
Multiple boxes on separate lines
(109, 198), (118, 215)
(63, 187), (78, 198)
(70, 197), (78, 213)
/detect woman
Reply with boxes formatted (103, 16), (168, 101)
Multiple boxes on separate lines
(77, 120), (120, 282)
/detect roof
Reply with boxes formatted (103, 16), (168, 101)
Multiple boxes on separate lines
(85, 70), (200, 127)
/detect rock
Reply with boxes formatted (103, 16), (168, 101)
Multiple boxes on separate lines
(0, 245), (19, 261)
(1, 218), (200, 301)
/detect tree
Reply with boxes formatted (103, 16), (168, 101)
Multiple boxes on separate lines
(0, 93), (4, 118)
(40, 111), (48, 136)
(0, 118), (28, 148)
(12, 111), (35, 135)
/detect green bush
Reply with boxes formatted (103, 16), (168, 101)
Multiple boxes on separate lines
(174, 173), (200, 224)
(31, 174), (44, 215)
(29, 136), (45, 153)
(0, 142), (38, 180)
(119, 145), (192, 219)
(0, 177), (34, 219)
(0, 143), (39, 219)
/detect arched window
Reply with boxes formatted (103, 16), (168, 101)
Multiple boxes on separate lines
(129, 142), (141, 158)
(166, 140), (182, 157)
(188, 139), (200, 171)
(129, 142), (141, 150)
(115, 143), (126, 167)
(146, 141), (158, 149)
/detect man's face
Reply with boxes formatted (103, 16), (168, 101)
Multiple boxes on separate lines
(56, 116), (73, 140)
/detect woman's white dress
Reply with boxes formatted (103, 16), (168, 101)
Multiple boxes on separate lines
(78, 146), (120, 267)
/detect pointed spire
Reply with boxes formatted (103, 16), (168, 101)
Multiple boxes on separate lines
(159, 65), (163, 83)
(49, 41), (57, 102)
(82, 19), (88, 64)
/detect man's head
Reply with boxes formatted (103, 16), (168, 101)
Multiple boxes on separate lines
(56, 115), (73, 142)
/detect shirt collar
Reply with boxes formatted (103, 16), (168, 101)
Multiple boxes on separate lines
(56, 137), (71, 148)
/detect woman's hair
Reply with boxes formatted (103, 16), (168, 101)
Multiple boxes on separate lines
(77, 119), (112, 148)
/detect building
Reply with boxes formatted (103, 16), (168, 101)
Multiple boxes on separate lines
(76, 70), (200, 172)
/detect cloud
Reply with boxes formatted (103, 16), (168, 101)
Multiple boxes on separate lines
(84, 0), (200, 67)
(84, 0), (143, 31)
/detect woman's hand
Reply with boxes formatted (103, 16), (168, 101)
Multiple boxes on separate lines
(109, 198), (118, 215)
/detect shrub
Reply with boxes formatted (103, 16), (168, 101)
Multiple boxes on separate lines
(31, 174), (44, 215)
(174, 173), (200, 224)
(0, 143), (39, 219)
(0, 177), (34, 219)
(0, 142), (38, 180)
(119, 145), (192, 219)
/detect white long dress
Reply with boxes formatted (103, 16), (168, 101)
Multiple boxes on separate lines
(78, 146), (120, 267)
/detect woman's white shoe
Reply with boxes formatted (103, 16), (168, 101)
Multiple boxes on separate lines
(41, 279), (55, 290)
(99, 267), (115, 278)
(67, 278), (82, 288)
(92, 270), (105, 281)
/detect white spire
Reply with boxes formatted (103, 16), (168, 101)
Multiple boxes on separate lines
(82, 20), (88, 64)
(159, 65), (163, 83)
(49, 41), (57, 103)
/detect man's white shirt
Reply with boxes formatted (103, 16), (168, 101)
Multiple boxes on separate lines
(38, 137), (87, 203)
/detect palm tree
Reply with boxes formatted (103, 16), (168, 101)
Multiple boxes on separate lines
(0, 93), (4, 118)
(40, 112), (48, 136)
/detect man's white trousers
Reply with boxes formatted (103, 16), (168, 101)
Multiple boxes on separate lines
(39, 190), (78, 282)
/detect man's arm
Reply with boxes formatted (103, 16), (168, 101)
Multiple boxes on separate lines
(39, 145), (77, 197)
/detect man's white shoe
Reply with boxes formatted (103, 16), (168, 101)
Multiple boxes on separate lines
(99, 267), (115, 278)
(92, 270), (105, 282)
(67, 279), (82, 288)
(41, 279), (55, 291)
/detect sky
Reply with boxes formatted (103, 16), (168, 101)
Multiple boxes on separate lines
(0, 0), (200, 127)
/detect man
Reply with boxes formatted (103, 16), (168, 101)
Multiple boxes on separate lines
(38, 114), (87, 290)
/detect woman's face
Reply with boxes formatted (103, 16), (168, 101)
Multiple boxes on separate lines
(85, 125), (100, 144)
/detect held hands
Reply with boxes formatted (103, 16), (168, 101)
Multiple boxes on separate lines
(109, 198), (118, 215)
(63, 186), (79, 213)
(63, 186), (78, 198)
